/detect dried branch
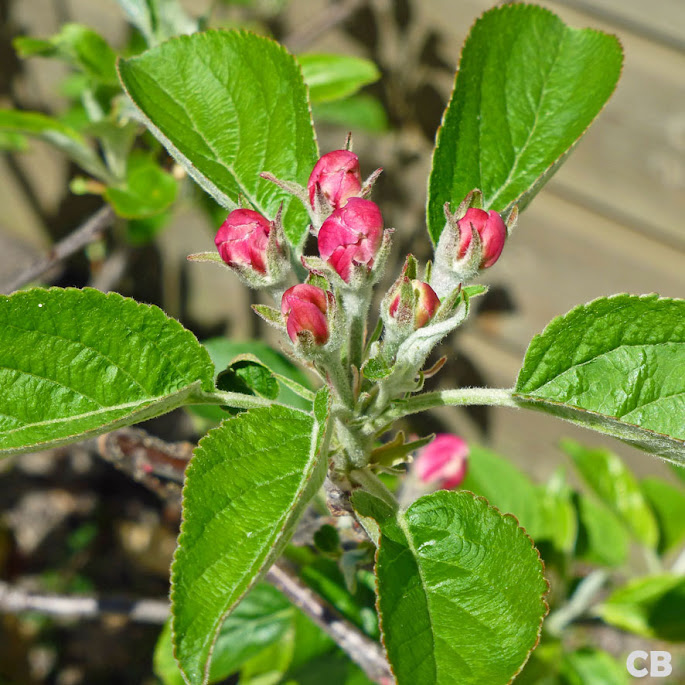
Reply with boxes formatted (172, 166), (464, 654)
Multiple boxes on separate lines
(3, 205), (115, 294)
(266, 563), (393, 684)
(0, 580), (169, 624)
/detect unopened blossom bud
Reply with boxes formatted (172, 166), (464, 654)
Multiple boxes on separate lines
(389, 279), (440, 329)
(281, 284), (330, 345)
(318, 198), (384, 283)
(215, 209), (272, 274)
(414, 434), (468, 490)
(308, 150), (362, 210)
(457, 208), (506, 269)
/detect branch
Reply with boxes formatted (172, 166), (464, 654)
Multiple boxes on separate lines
(0, 580), (169, 624)
(266, 564), (393, 684)
(3, 205), (115, 294)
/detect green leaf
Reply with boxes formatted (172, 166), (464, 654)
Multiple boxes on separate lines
(574, 494), (629, 567)
(104, 155), (178, 218)
(203, 338), (313, 411)
(171, 389), (331, 685)
(561, 440), (659, 548)
(536, 469), (577, 554)
(352, 490), (548, 685)
(116, 0), (197, 47)
(514, 295), (685, 465)
(427, 4), (623, 242)
(298, 54), (380, 103)
(217, 355), (279, 401)
(559, 648), (629, 685)
(0, 130), (28, 151)
(118, 30), (318, 245)
(595, 575), (685, 641)
(15, 24), (118, 85)
(0, 109), (113, 181)
(641, 477), (685, 554)
(154, 583), (292, 685)
(0, 288), (214, 458)
(313, 94), (389, 134)
(460, 445), (544, 540)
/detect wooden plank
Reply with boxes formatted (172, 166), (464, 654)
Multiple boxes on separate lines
(555, 0), (685, 50)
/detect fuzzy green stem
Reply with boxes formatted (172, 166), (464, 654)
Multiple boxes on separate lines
(365, 387), (517, 434)
(342, 288), (372, 372)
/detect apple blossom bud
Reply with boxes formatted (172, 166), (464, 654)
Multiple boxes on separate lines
(414, 434), (468, 490)
(308, 150), (362, 210)
(281, 284), (330, 345)
(318, 197), (384, 283)
(457, 208), (506, 269)
(215, 209), (272, 274)
(389, 279), (440, 329)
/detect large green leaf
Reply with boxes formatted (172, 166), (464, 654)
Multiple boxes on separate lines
(427, 4), (623, 242)
(561, 440), (658, 548)
(171, 390), (331, 685)
(0, 110), (112, 181)
(0, 288), (215, 457)
(514, 295), (685, 465)
(118, 31), (318, 244)
(595, 575), (685, 641)
(352, 490), (548, 685)
(298, 54), (380, 103)
(641, 477), (685, 554)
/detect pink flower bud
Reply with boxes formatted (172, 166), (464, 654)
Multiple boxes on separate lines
(457, 208), (506, 268)
(415, 434), (468, 490)
(307, 150), (362, 209)
(318, 198), (384, 283)
(215, 209), (272, 274)
(281, 284), (330, 345)
(389, 279), (440, 329)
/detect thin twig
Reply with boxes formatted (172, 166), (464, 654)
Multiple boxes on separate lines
(0, 580), (169, 624)
(266, 563), (393, 684)
(3, 205), (115, 294)
(284, 0), (365, 52)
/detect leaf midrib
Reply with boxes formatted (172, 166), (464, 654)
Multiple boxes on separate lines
(0, 385), (199, 438)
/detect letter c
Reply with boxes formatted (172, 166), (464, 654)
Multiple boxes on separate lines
(627, 651), (649, 678)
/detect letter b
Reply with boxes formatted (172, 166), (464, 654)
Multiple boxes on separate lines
(651, 651), (672, 677)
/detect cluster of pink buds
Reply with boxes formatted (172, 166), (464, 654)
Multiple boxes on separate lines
(204, 145), (514, 403)
(414, 434), (469, 490)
